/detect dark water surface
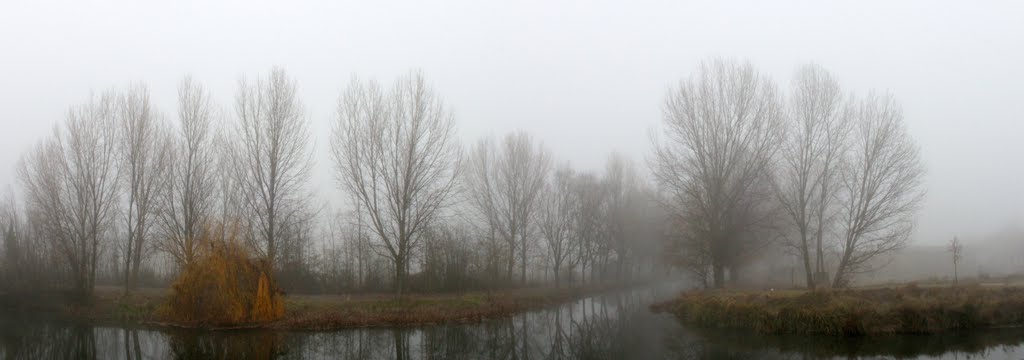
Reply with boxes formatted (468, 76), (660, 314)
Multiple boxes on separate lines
(3, 283), (1024, 359)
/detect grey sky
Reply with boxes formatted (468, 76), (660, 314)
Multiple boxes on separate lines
(1, 0), (1022, 245)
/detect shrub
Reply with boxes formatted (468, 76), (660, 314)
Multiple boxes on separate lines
(163, 224), (284, 326)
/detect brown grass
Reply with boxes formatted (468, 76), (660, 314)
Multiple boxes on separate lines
(2, 283), (629, 330)
(275, 287), (596, 330)
(651, 284), (1024, 335)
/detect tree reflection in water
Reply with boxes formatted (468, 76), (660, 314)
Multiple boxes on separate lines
(285, 286), (677, 360)
(166, 329), (286, 359)
(5, 284), (1024, 359)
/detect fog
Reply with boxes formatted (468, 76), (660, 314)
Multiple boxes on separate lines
(1, 0), (1023, 246)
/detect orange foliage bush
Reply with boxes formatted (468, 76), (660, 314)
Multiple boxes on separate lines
(165, 224), (284, 326)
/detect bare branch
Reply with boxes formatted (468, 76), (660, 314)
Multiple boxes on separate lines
(650, 58), (784, 288)
(332, 70), (462, 297)
(230, 67), (314, 272)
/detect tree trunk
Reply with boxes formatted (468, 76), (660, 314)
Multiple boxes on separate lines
(123, 248), (133, 293)
(553, 262), (561, 289)
(580, 259), (586, 285)
(713, 263), (725, 289)
(131, 233), (143, 289)
(507, 246), (515, 282)
(954, 262), (958, 285)
(395, 256), (405, 298)
(832, 253), (850, 288)
(801, 244), (815, 290)
(520, 238), (527, 286)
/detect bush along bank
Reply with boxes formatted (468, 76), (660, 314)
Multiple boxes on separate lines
(650, 285), (1024, 335)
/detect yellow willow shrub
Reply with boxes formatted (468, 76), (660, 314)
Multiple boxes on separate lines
(253, 271), (284, 320)
(165, 224), (285, 325)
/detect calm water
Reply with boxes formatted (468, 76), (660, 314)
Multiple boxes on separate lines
(3, 283), (1024, 359)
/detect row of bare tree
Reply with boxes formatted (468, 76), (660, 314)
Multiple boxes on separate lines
(1, 60), (923, 297)
(3, 68), (314, 299)
(0, 68), (667, 298)
(465, 141), (662, 289)
(653, 59), (926, 289)
(330, 72), (666, 295)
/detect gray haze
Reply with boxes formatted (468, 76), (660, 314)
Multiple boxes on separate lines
(1, 0), (1023, 246)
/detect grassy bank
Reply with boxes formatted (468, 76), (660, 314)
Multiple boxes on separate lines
(277, 286), (598, 330)
(1, 284), (629, 330)
(650, 285), (1024, 335)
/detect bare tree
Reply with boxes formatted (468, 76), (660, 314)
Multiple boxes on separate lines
(831, 93), (925, 288)
(343, 203), (374, 290)
(774, 64), (851, 289)
(115, 84), (171, 291)
(536, 163), (577, 288)
(18, 92), (120, 299)
(215, 127), (244, 241)
(651, 59), (784, 288)
(571, 172), (606, 284)
(467, 132), (551, 285)
(1, 189), (20, 288)
(230, 67), (313, 273)
(503, 133), (551, 285)
(464, 137), (505, 283)
(332, 70), (461, 297)
(158, 76), (219, 267)
(1, 187), (60, 291)
(603, 152), (640, 280)
(948, 236), (963, 285)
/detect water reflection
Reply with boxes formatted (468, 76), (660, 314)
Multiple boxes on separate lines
(167, 330), (287, 359)
(0, 317), (164, 360)
(4, 284), (1024, 359)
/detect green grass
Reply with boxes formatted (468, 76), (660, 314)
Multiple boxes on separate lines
(651, 284), (1024, 335)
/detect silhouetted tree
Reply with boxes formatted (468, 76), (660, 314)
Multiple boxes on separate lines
(158, 76), (219, 268)
(466, 132), (551, 284)
(19, 91), (120, 299)
(229, 67), (313, 273)
(774, 64), (851, 289)
(948, 236), (963, 285)
(831, 93), (925, 287)
(332, 70), (461, 297)
(651, 59), (784, 288)
(115, 84), (171, 291)
(536, 163), (577, 288)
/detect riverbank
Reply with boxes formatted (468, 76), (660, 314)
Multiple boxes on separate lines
(650, 284), (1024, 335)
(276, 286), (603, 330)
(0, 283), (635, 330)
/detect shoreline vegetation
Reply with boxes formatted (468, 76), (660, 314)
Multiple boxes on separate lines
(651, 283), (1024, 335)
(0, 282), (638, 331)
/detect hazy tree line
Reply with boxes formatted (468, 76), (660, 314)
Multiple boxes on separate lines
(654, 59), (926, 289)
(0, 68), (666, 299)
(0, 59), (925, 298)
